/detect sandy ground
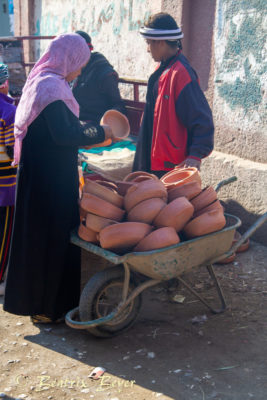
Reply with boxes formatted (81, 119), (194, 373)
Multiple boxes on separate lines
(0, 240), (267, 400)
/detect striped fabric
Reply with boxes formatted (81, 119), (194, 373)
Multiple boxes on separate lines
(0, 93), (17, 206)
(0, 205), (14, 282)
(140, 27), (184, 40)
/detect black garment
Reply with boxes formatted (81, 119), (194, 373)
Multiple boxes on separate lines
(4, 101), (105, 320)
(73, 52), (126, 124)
(133, 52), (214, 173)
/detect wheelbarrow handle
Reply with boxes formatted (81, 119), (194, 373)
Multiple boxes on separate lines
(230, 211), (267, 254)
(215, 176), (237, 193)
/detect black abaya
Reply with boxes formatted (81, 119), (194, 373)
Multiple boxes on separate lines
(4, 100), (105, 320)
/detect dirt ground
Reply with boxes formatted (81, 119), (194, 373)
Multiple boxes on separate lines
(0, 240), (267, 400)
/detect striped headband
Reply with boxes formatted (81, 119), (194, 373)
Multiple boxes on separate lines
(140, 26), (184, 40)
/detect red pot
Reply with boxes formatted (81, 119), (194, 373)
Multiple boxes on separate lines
(99, 222), (153, 253)
(153, 196), (194, 232)
(95, 180), (118, 191)
(168, 181), (202, 202)
(127, 197), (166, 224)
(78, 222), (98, 243)
(116, 181), (136, 196)
(183, 209), (226, 238)
(134, 227), (180, 252)
(83, 180), (123, 208)
(123, 171), (158, 182)
(100, 109), (130, 139)
(86, 213), (117, 232)
(81, 193), (125, 221)
(161, 167), (201, 190)
(124, 179), (167, 212)
(193, 199), (223, 218)
(190, 186), (217, 212)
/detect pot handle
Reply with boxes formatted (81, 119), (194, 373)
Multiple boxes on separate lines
(215, 176), (237, 193)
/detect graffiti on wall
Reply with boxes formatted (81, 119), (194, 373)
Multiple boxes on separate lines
(216, 0), (266, 115)
(37, 0), (151, 37)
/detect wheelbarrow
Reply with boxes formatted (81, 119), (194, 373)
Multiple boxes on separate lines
(65, 177), (267, 337)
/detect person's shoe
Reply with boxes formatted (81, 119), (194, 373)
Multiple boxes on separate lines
(30, 314), (65, 324)
(0, 281), (6, 296)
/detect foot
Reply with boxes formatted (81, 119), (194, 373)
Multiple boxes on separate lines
(30, 314), (65, 324)
(0, 281), (6, 296)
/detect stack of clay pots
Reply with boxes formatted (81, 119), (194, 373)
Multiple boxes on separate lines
(78, 167), (226, 254)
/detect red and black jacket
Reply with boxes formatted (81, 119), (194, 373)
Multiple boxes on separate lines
(133, 52), (214, 172)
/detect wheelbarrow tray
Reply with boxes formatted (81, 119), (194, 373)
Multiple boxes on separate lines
(71, 213), (241, 281)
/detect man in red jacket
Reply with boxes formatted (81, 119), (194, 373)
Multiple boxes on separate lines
(133, 12), (214, 176)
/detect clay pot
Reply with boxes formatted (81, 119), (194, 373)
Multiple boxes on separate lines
(183, 209), (226, 238)
(116, 181), (136, 196)
(190, 186), (218, 212)
(168, 181), (202, 203)
(80, 206), (87, 222)
(132, 175), (156, 183)
(134, 227), (180, 252)
(101, 109), (130, 139)
(83, 180), (123, 208)
(99, 222), (153, 253)
(78, 222), (98, 243)
(84, 138), (112, 150)
(233, 231), (250, 253)
(86, 213), (117, 233)
(154, 196), (194, 232)
(161, 167), (201, 190)
(193, 199), (224, 218)
(216, 253), (236, 264)
(95, 180), (118, 191)
(124, 179), (167, 212)
(81, 193), (125, 221)
(127, 197), (166, 224)
(123, 171), (158, 182)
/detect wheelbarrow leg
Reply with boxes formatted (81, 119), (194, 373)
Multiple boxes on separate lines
(177, 264), (226, 314)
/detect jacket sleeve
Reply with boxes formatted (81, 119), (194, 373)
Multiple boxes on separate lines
(100, 73), (127, 116)
(42, 100), (105, 146)
(175, 80), (214, 160)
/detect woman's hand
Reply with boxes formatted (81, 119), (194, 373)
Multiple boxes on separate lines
(177, 157), (201, 170)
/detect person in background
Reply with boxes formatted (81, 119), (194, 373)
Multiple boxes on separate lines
(3, 34), (115, 323)
(72, 30), (126, 124)
(0, 63), (16, 296)
(133, 12), (214, 176)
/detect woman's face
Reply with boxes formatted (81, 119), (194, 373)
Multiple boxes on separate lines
(66, 67), (82, 82)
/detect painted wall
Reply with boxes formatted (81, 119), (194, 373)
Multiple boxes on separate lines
(36, 0), (161, 80)
(213, 0), (267, 163)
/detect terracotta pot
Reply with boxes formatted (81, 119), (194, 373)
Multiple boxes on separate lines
(216, 253), (236, 264)
(190, 186), (217, 212)
(161, 167), (201, 190)
(116, 181), (136, 196)
(83, 180), (123, 208)
(86, 213), (117, 232)
(132, 175), (156, 183)
(123, 171), (158, 182)
(81, 193), (125, 221)
(78, 222), (98, 243)
(168, 181), (202, 203)
(101, 109), (130, 139)
(83, 138), (112, 150)
(127, 197), (166, 224)
(154, 196), (194, 232)
(183, 209), (226, 238)
(124, 179), (167, 212)
(232, 231), (250, 253)
(99, 222), (153, 253)
(134, 227), (180, 252)
(193, 199), (223, 218)
(80, 206), (87, 222)
(95, 180), (118, 191)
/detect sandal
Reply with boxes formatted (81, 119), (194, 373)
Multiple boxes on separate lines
(30, 314), (65, 324)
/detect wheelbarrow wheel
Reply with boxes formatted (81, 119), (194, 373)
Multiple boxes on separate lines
(79, 265), (142, 337)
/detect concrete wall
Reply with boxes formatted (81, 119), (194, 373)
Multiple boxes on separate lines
(35, 0), (161, 80)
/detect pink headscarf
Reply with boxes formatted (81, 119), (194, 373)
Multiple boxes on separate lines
(13, 33), (90, 165)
